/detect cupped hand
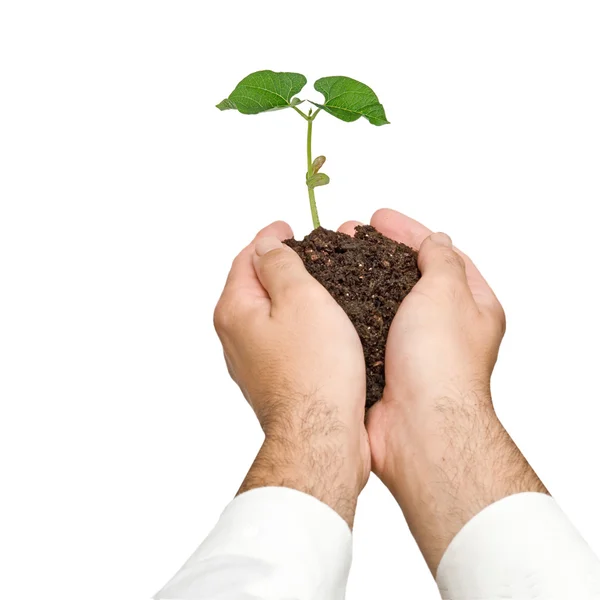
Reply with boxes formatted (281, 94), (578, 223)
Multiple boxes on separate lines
(358, 210), (506, 476)
(339, 210), (543, 571)
(214, 221), (370, 526)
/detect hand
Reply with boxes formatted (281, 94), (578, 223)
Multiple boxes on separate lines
(340, 209), (546, 571)
(214, 221), (370, 527)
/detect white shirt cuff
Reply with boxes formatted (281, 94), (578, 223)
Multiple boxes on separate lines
(436, 492), (600, 599)
(154, 486), (352, 600)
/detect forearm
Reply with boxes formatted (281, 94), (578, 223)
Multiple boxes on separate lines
(383, 392), (547, 572)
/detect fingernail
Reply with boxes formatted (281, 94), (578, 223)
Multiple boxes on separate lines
(430, 232), (452, 247)
(255, 236), (284, 257)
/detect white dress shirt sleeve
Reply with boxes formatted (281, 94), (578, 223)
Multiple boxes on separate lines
(436, 492), (600, 599)
(153, 486), (352, 600)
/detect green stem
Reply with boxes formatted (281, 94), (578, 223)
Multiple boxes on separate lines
(306, 117), (320, 229)
(291, 105), (309, 120)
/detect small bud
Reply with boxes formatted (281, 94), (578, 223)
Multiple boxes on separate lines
(312, 156), (326, 173)
(306, 173), (330, 189)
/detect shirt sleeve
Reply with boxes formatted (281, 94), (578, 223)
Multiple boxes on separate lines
(436, 492), (600, 600)
(153, 486), (353, 600)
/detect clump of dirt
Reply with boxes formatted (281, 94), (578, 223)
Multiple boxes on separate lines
(285, 225), (420, 409)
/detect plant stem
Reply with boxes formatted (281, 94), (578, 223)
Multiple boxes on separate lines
(306, 116), (320, 229)
(291, 105), (309, 120)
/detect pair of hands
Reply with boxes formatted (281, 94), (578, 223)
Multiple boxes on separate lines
(214, 208), (545, 572)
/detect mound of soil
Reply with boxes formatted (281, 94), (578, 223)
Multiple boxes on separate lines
(285, 225), (420, 409)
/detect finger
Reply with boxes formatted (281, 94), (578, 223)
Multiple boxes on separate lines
(224, 221), (294, 301)
(370, 208), (430, 250)
(418, 232), (470, 290)
(371, 208), (502, 315)
(337, 220), (363, 237)
(252, 236), (314, 305)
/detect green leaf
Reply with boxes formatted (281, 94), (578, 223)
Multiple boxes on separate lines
(216, 70), (307, 115)
(306, 173), (330, 189)
(312, 76), (390, 126)
(216, 98), (237, 111)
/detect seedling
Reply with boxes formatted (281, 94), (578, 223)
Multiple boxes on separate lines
(217, 70), (389, 229)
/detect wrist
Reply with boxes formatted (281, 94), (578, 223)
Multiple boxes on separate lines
(240, 422), (366, 528)
(381, 394), (499, 500)
(374, 385), (495, 483)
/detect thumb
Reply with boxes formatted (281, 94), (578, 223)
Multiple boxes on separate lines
(253, 236), (312, 301)
(418, 232), (469, 286)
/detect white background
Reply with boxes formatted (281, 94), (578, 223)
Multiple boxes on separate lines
(1, 1), (600, 599)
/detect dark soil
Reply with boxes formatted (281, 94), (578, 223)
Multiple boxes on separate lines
(284, 225), (420, 410)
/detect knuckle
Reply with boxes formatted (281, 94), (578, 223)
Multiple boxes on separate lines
(263, 250), (295, 274)
(213, 298), (236, 332)
(492, 302), (507, 336)
(440, 248), (465, 271)
(494, 296), (506, 326)
(263, 247), (290, 264)
(480, 303), (507, 338)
